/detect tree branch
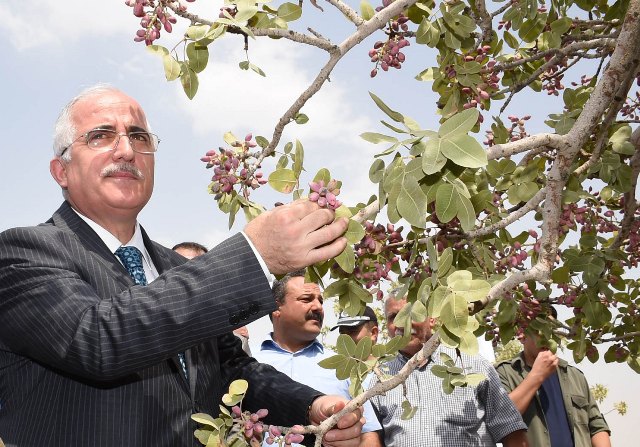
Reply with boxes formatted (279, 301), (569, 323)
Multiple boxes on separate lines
(486, 133), (562, 160)
(324, 0), (365, 27)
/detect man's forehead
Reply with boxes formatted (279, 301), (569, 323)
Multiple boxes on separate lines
(286, 277), (321, 296)
(73, 92), (147, 126)
(385, 298), (405, 314)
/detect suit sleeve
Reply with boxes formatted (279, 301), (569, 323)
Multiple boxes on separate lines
(0, 226), (275, 380)
(215, 333), (323, 430)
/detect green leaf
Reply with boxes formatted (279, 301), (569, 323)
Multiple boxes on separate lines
(446, 270), (472, 286)
(451, 279), (491, 302)
(438, 248), (454, 278)
(369, 159), (385, 183)
(610, 125), (636, 155)
(421, 137), (447, 175)
(361, 132), (399, 144)
(186, 42), (209, 73)
(318, 354), (347, 369)
(465, 373), (485, 386)
(186, 24), (210, 40)
(411, 299), (428, 322)
(277, 2), (302, 22)
(360, 0), (375, 20)
(221, 393), (242, 406)
(435, 183), (458, 223)
(519, 16), (546, 42)
(355, 337), (373, 361)
(459, 331), (479, 355)
(345, 220), (366, 244)
(457, 193), (476, 232)
(551, 17), (572, 34)
(192, 413), (218, 427)
(163, 54), (181, 81)
(438, 108), (480, 139)
(369, 92), (404, 122)
(336, 334), (357, 357)
(147, 44), (169, 57)
(229, 379), (249, 395)
(324, 279), (349, 298)
(401, 400), (418, 420)
(427, 286), (448, 318)
(313, 168), (331, 184)
(294, 113), (309, 124)
(397, 175), (428, 228)
(440, 293), (469, 337)
(249, 63), (266, 77)
(268, 168), (297, 193)
(180, 65), (199, 99)
(503, 31), (519, 49)
(292, 140), (304, 176)
(441, 134), (488, 168)
(335, 245), (356, 273)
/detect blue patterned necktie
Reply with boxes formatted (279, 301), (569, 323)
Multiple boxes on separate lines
(114, 246), (189, 381)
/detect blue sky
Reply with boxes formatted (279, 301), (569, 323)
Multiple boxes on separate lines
(0, 1), (636, 443)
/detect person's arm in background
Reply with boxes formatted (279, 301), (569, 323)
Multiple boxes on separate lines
(501, 429), (529, 447)
(507, 351), (558, 414)
(360, 431), (383, 447)
(591, 431), (611, 447)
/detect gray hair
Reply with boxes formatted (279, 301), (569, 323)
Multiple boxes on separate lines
(52, 83), (152, 162)
(272, 269), (307, 305)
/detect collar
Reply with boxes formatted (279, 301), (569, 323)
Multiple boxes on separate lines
(513, 351), (568, 371)
(259, 333), (324, 355)
(71, 208), (155, 279)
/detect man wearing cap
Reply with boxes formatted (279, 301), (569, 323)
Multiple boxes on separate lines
(254, 270), (383, 447)
(331, 305), (379, 347)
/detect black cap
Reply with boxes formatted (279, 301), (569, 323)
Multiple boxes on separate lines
(331, 306), (378, 331)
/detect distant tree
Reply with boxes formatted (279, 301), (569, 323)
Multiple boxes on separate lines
(124, 0), (640, 445)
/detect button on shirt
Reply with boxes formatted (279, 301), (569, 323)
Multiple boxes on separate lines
(254, 335), (381, 446)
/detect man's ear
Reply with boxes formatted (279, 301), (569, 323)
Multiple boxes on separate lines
(50, 158), (68, 189)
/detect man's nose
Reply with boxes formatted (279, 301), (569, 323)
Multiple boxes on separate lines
(112, 133), (135, 160)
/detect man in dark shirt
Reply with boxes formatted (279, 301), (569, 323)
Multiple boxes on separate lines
(495, 308), (611, 447)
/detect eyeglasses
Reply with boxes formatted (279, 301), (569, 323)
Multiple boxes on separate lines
(61, 128), (160, 155)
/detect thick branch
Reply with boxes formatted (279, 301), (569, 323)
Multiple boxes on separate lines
(254, 0), (420, 167)
(307, 333), (441, 446)
(473, 0), (493, 43)
(324, 0), (364, 27)
(467, 188), (546, 239)
(486, 133), (562, 160)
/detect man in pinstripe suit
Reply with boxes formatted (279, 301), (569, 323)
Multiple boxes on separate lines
(0, 85), (362, 447)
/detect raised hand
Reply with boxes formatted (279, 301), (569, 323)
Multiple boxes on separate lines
(244, 199), (348, 275)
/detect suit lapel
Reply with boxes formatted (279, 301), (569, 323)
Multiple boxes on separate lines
(50, 202), (133, 289)
(142, 227), (197, 397)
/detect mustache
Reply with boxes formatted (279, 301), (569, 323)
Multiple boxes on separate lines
(101, 163), (144, 179)
(305, 311), (323, 324)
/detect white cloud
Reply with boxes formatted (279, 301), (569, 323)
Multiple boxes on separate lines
(0, 0), (134, 51)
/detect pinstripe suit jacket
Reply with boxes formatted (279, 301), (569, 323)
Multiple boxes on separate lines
(0, 202), (321, 447)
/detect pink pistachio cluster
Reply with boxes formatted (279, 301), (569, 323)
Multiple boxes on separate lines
(200, 134), (267, 198)
(309, 180), (342, 210)
(484, 114), (531, 146)
(351, 223), (403, 298)
(231, 405), (269, 443)
(369, 1), (411, 78)
(125, 0), (192, 45)
(264, 425), (304, 445)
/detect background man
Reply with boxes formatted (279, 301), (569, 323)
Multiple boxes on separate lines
(254, 270), (383, 447)
(495, 308), (611, 447)
(172, 241), (208, 258)
(331, 305), (379, 346)
(0, 85), (362, 447)
(173, 241), (251, 355)
(369, 295), (529, 447)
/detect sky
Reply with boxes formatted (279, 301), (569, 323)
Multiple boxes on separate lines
(0, 0), (637, 444)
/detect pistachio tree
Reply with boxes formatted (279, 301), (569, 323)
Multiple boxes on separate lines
(124, 0), (640, 445)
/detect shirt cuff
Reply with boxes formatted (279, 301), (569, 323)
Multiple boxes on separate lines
(240, 231), (275, 288)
